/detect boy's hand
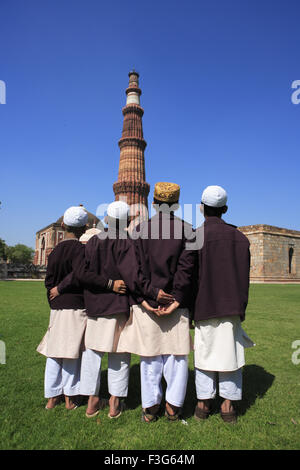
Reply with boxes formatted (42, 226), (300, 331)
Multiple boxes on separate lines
(142, 300), (159, 314)
(49, 286), (60, 300)
(156, 300), (180, 317)
(113, 280), (127, 294)
(156, 289), (174, 305)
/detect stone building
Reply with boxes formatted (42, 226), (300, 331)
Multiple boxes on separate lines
(239, 225), (300, 283)
(33, 206), (100, 266)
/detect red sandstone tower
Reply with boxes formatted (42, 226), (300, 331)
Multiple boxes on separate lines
(113, 71), (150, 220)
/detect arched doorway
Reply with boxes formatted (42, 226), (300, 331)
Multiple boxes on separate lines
(289, 246), (294, 274)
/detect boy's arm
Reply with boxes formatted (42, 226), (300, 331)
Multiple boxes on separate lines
(189, 251), (200, 321)
(171, 228), (197, 305)
(238, 243), (251, 314)
(71, 237), (126, 294)
(58, 239), (110, 293)
(56, 244), (86, 294)
(116, 240), (173, 304)
(44, 253), (55, 290)
(52, 238), (126, 297)
(156, 245), (197, 317)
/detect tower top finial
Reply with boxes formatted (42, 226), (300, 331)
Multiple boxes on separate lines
(129, 69), (139, 78)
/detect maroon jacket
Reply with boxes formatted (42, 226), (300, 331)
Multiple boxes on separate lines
(193, 217), (250, 322)
(74, 229), (159, 318)
(45, 239), (85, 310)
(133, 212), (196, 308)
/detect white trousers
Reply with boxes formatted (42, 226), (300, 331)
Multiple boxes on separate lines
(44, 357), (81, 398)
(140, 355), (188, 409)
(195, 368), (243, 401)
(80, 348), (131, 397)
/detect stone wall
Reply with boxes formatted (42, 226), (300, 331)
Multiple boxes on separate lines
(0, 263), (8, 279)
(245, 232), (265, 278)
(239, 225), (300, 282)
(3, 264), (47, 279)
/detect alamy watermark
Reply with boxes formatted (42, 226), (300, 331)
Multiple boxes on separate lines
(291, 340), (300, 365)
(0, 80), (6, 104)
(95, 201), (205, 250)
(291, 80), (300, 105)
(0, 340), (6, 364)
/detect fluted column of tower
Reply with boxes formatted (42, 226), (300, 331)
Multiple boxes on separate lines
(113, 71), (150, 220)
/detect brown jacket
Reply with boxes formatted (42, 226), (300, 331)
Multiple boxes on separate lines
(133, 212), (196, 308)
(193, 217), (250, 322)
(45, 239), (85, 310)
(74, 229), (159, 318)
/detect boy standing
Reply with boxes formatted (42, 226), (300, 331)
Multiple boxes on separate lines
(37, 205), (88, 410)
(193, 186), (254, 424)
(118, 182), (196, 422)
(77, 201), (172, 418)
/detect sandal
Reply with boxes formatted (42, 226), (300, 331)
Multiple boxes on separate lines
(108, 400), (126, 419)
(65, 395), (82, 410)
(194, 405), (210, 421)
(165, 408), (182, 421)
(141, 408), (159, 423)
(85, 398), (109, 418)
(220, 409), (237, 424)
(45, 395), (63, 410)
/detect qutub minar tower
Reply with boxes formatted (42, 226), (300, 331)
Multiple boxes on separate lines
(113, 70), (150, 220)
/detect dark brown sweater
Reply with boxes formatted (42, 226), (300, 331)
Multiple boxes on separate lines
(192, 217), (250, 322)
(45, 239), (85, 310)
(132, 212), (197, 308)
(74, 230), (159, 318)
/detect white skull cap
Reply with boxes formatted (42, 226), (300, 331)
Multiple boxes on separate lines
(107, 201), (130, 220)
(201, 185), (228, 208)
(63, 206), (89, 227)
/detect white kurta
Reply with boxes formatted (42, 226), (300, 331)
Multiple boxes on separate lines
(37, 309), (87, 359)
(117, 305), (192, 356)
(84, 313), (128, 353)
(194, 316), (255, 372)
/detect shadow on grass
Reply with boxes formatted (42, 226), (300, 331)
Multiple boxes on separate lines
(182, 364), (275, 419)
(237, 364), (275, 416)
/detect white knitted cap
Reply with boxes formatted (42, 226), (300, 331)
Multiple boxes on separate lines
(201, 185), (228, 208)
(63, 206), (89, 227)
(107, 201), (130, 220)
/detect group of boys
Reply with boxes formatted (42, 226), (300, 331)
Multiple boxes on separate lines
(37, 183), (254, 424)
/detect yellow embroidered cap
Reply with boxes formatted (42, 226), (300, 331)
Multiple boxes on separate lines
(154, 182), (180, 203)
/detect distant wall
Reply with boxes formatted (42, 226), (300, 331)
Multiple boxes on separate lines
(1, 263), (47, 280)
(0, 263), (8, 279)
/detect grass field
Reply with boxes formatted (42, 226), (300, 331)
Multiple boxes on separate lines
(0, 281), (299, 450)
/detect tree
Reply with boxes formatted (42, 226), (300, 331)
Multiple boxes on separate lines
(0, 238), (7, 261)
(6, 244), (34, 265)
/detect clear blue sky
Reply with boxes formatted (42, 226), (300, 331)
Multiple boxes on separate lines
(1, 0), (300, 248)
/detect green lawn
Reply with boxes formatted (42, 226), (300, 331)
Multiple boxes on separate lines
(0, 281), (299, 450)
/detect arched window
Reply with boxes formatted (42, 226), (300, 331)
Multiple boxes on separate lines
(289, 247), (294, 274)
(40, 237), (45, 266)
